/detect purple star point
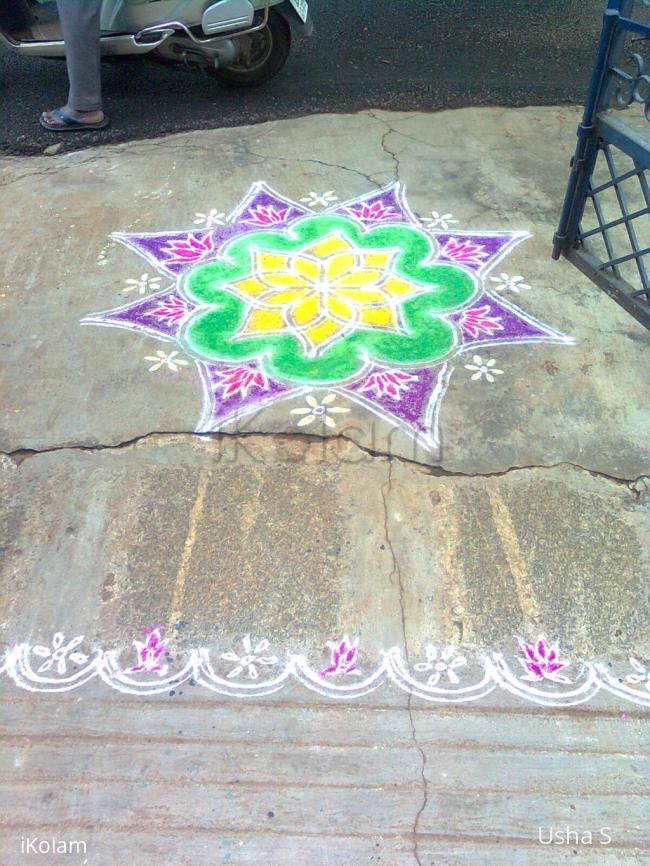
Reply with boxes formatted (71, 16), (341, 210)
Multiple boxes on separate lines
(342, 363), (449, 452)
(83, 289), (194, 341)
(197, 362), (301, 432)
(450, 292), (573, 349)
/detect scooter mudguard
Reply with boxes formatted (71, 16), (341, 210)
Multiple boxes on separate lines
(276, 0), (313, 36)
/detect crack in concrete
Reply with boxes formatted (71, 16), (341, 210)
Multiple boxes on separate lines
(381, 458), (410, 658)
(408, 695), (429, 866)
(3, 430), (646, 491)
(367, 111), (402, 185)
(238, 141), (386, 190)
(380, 458), (398, 588)
(3, 430), (645, 486)
(2, 123), (387, 189)
(0, 109), (434, 200)
(380, 456), (428, 866)
(378, 128), (401, 185)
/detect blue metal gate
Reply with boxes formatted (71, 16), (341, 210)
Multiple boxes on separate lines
(553, 0), (650, 328)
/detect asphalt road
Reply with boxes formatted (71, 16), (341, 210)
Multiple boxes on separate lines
(0, 0), (604, 155)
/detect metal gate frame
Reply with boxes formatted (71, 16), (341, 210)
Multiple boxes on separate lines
(553, 0), (650, 328)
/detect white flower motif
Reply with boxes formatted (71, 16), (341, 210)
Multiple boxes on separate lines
(421, 211), (459, 230)
(414, 645), (467, 685)
(123, 272), (162, 295)
(626, 658), (650, 690)
(489, 273), (531, 293)
(290, 393), (351, 428)
(144, 350), (190, 372)
(221, 635), (279, 680)
(193, 209), (226, 229)
(32, 632), (88, 675)
(464, 355), (504, 383)
(300, 190), (339, 208)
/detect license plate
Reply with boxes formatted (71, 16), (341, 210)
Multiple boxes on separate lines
(288, 0), (309, 23)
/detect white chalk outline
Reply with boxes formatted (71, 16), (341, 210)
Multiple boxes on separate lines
(3, 642), (648, 707)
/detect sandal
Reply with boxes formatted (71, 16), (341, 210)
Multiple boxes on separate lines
(40, 107), (110, 132)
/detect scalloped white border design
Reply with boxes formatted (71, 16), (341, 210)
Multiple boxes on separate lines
(2, 643), (648, 708)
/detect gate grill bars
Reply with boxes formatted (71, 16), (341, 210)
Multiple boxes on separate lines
(553, 0), (650, 328)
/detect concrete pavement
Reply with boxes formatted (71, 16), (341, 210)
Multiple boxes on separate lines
(1, 108), (648, 478)
(0, 107), (648, 864)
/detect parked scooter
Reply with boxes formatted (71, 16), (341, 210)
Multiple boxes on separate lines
(0, 0), (312, 87)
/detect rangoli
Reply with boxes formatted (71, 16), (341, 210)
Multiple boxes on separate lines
(83, 183), (573, 453)
(6, 188), (640, 710)
(2, 631), (648, 707)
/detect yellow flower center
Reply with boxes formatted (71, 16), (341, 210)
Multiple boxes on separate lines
(225, 232), (427, 357)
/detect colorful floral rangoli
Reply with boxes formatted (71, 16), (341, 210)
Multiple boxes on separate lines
(3, 629), (648, 707)
(83, 183), (573, 453)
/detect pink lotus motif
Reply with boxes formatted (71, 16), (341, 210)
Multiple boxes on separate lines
(518, 637), (571, 684)
(127, 627), (168, 676)
(246, 205), (290, 226)
(147, 295), (190, 325)
(459, 304), (504, 338)
(320, 636), (361, 677)
(347, 201), (396, 222)
(440, 238), (489, 266)
(162, 232), (215, 266)
(359, 369), (419, 400)
(215, 366), (269, 400)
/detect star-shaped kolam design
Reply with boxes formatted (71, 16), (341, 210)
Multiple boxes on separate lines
(82, 182), (573, 455)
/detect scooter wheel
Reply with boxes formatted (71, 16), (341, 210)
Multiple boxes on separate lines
(210, 9), (291, 87)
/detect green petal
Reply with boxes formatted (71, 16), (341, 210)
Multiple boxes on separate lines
(181, 215), (476, 384)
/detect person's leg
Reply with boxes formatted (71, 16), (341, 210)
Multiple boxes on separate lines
(41, 0), (106, 128)
(58, 0), (103, 113)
